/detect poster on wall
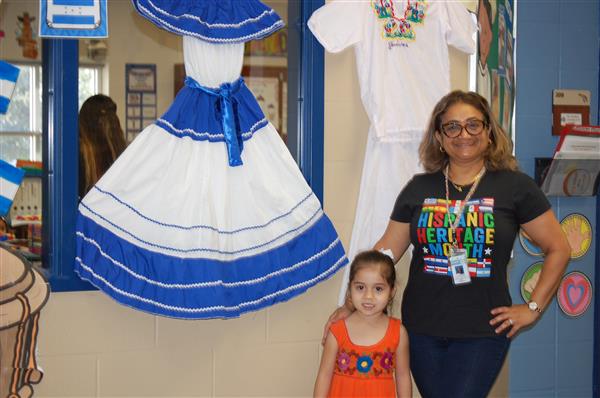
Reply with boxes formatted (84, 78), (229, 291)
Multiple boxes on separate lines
(556, 271), (592, 317)
(125, 64), (156, 143)
(518, 229), (544, 257)
(39, 0), (108, 38)
(520, 261), (543, 302)
(560, 213), (593, 259)
(476, 0), (514, 137)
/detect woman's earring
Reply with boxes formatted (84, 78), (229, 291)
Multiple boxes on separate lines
(439, 145), (445, 153)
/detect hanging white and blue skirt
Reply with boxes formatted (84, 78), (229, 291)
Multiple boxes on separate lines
(75, 72), (348, 319)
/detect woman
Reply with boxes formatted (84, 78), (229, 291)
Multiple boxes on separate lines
(78, 94), (127, 198)
(327, 91), (570, 397)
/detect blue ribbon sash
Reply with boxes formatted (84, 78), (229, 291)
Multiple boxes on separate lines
(185, 76), (245, 167)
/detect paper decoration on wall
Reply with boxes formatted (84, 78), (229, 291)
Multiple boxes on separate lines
(476, 0), (515, 137)
(520, 261), (542, 302)
(16, 12), (38, 59)
(0, 244), (49, 398)
(560, 213), (592, 259)
(557, 271), (592, 317)
(39, 0), (108, 38)
(518, 229), (543, 257)
(0, 61), (20, 114)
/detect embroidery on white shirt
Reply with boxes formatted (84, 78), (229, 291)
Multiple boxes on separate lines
(372, 0), (427, 41)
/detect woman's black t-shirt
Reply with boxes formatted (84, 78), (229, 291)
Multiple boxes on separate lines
(391, 169), (551, 338)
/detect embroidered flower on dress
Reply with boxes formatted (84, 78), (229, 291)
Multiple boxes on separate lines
(356, 355), (373, 373)
(337, 352), (351, 372)
(380, 351), (394, 370)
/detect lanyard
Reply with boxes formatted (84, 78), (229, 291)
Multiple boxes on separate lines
(444, 164), (486, 250)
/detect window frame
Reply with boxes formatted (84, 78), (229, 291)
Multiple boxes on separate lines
(42, 2), (326, 292)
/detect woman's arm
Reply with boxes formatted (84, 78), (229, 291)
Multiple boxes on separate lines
(395, 324), (412, 398)
(314, 331), (338, 397)
(490, 209), (570, 337)
(374, 220), (412, 263)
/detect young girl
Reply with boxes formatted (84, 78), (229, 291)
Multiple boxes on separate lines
(314, 250), (411, 398)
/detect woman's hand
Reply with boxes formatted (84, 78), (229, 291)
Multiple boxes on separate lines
(490, 304), (540, 338)
(321, 305), (353, 345)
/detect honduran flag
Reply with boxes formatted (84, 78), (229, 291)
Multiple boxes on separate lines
(0, 159), (25, 217)
(0, 61), (20, 114)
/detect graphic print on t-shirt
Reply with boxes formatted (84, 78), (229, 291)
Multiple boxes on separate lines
(372, 0), (426, 40)
(417, 197), (495, 278)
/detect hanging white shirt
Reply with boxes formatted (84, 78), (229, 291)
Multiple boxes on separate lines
(308, 0), (477, 304)
(309, 0), (477, 142)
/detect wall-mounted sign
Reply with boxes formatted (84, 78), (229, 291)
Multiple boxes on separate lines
(39, 0), (108, 38)
(552, 90), (590, 136)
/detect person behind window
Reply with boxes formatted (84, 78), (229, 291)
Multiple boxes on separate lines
(78, 94), (126, 198)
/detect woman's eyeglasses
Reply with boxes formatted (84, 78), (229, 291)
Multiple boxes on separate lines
(440, 119), (487, 138)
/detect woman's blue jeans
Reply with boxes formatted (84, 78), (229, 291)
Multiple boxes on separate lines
(408, 331), (511, 398)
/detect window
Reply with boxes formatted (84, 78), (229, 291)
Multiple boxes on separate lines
(0, 63), (102, 165)
(0, 64), (41, 164)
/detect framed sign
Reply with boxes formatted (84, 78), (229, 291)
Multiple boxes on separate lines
(125, 64), (157, 142)
(39, 0), (108, 38)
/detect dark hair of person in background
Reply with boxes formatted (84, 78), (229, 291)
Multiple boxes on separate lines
(79, 94), (127, 198)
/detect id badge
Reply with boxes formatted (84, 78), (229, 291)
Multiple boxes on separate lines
(448, 248), (471, 285)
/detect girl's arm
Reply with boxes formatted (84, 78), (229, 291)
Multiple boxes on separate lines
(374, 220), (411, 263)
(395, 324), (412, 398)
(490, 209), (570, 337)
(314, 331), (339, 398)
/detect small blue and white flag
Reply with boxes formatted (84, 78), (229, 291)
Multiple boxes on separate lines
(0, 61), (20, 115)
(0, 159), (25, 217)
(40, 0), (108, 38)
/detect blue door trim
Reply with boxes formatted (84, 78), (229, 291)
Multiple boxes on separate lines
(42, 39), (93, 291)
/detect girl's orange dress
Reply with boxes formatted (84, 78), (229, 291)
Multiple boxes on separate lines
(328, 317), (401, 397)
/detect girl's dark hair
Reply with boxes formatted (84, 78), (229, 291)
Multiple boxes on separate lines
(348, 250), (396, 292)
(79, 94), (127, 197)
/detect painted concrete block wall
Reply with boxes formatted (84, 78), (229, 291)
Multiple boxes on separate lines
(511, 1), (599, 396)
